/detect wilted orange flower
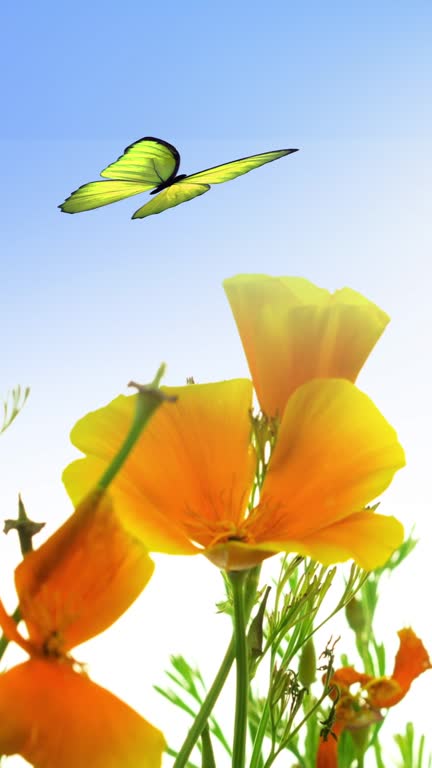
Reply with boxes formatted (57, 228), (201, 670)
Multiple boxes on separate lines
(224, 274), (389, 418)
(63, 372), (404, 572)
(317, 628), (432, 767)
(0, 490), (165, 768)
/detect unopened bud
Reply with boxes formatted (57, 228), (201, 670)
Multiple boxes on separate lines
(345, 598), (367, 633)
(298, 637), (317, 687)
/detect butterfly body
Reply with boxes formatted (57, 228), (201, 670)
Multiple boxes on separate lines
(59, 136), (298, 219)
(150, 173), (187, 194)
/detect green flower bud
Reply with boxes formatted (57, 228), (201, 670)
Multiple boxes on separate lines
(298, 637), (316, 687)
(345, 597), (367, 633)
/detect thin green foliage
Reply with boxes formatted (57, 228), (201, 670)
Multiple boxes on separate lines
(154, 655), (232, 759)
(153, 520), (428, 768)
(1, 386), (30, 435)
(394, 723), (432, 768)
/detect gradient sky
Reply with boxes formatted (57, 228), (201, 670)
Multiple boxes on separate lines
(1, 1), (431, 765)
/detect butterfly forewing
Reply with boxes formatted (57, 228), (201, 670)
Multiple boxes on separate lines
(60, 180), (153, 213)
(132, 181), (210, 219)
(100, 137), (180, 184)
(185, 148), (297, 185)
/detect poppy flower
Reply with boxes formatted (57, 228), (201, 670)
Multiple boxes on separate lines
(0, 489), (165, 767)
(224, 274), (389, 418)
(63, 376), (404, 572)
(317, 628), (431, 767)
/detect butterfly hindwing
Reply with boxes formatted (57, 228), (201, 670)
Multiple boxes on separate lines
(100, 137), (180, 184)
(185, 149), (297, 185)
(60, 180), (154, 214)
(132, 181), (210, 219)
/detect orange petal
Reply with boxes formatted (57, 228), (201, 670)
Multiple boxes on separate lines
(368, 628), (432, 707)
(316, 723), (344, 768)
(64, 380), (256, 554)
(331, 667), (373, 690)
(15, 490), (154, 652)
(0, 659), (165, 768)
(224, 274), (389, 417)
(249, 379), (404, 567)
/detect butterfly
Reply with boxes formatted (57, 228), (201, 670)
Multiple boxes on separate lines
(59, 136), (298, 219)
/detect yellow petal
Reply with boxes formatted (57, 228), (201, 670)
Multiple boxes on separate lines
(64, 380), (256, 554)
(224, 274), (389, 417)
(246, 379), (404, 566)
(270, 510), (404, 569)
(15, 490), (154, 652)
(0, 659), (165, 768)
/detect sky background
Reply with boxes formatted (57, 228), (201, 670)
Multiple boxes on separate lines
(1, 0), (431, 765)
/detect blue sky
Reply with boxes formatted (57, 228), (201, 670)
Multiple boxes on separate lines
(1, 0), (431, 764)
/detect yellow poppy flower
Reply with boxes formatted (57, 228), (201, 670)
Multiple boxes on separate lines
(224, 275), (389, 417)
(63, 377), (404, 571)
(0, 490), (165, 767)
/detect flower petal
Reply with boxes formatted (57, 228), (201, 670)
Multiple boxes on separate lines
(393, 628), (432, 691)
(64, 380), (256, 554)
(0, 659), (165, 768)
(15, 490), (154, 652)
(291, 510), (404, 570)
(248, 379), (404, 567)
(224, 274), (389, 417)
(331, 667), (373, 690)
(368, 628), (432, 707)
(316, 724), (344, 768)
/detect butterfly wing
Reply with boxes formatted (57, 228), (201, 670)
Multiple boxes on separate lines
(59, 137), (181, 213)
(185, 148), (298, 185)
(60, 180), (154, 213)
(100, 136), (180, 184)
(132, 181), (210, 219)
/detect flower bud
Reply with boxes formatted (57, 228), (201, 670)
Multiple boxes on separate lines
(298, 637), (317, 687)
(345, 598), (367, 634)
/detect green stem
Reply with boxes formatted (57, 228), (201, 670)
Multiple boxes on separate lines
(173, 638), (236, 768)
(373, 740), (386, 768)
(98, 364), (172, 490)
(249, 700), (270, 768)
(173, 566), (261, 768)
(229, 570), (249, 768)
(0, 606), (21, 661)
(0, 367), (171, 666)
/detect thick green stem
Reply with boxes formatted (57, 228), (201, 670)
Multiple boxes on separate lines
(229, 570), (249, 768)
(173, 566), (261, 768)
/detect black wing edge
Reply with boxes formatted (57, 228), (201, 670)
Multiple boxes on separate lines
(117, 136), (181, 178)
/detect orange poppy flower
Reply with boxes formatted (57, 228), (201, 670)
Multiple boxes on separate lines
(317, 628), (431, 767)
(63, 376), (405, 572)
(224, 274), (389, 418)
(0, 490), (165, 767)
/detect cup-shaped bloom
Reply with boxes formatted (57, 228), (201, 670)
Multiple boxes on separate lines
(317, 628), (431, 767)
(0, 490), (165, 767)
(63, 377), (405, 572)
(224, 275), (389, 417)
